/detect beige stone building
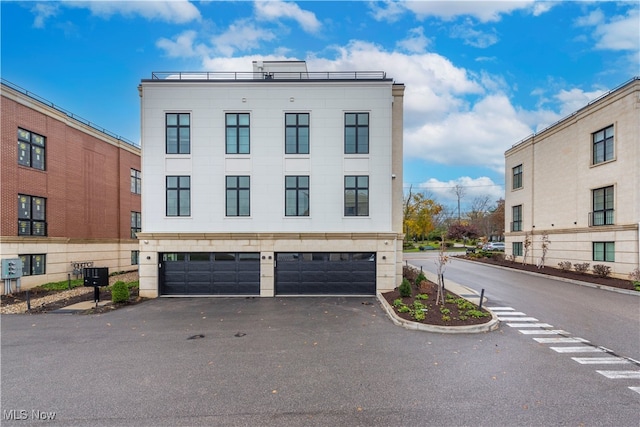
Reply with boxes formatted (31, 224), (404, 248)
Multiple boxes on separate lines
(505, 77), (639, 279)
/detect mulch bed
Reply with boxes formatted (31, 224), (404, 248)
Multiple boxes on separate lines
(459, 255), (637, 291)
(381, 269), (492, 327)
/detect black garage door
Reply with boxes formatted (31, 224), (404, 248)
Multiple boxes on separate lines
(160, 252), (260, 295)
(275, 252), (376, 295)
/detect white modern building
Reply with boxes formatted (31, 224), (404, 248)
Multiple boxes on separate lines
(137, 61), (405, 297)
(505, 77), (639, 279)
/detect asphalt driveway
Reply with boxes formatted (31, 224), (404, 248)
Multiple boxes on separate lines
(2, 296), (637, 426)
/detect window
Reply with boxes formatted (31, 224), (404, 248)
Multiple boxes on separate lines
(131, 212), (141, 238)
(345, 176), (369, 216)
(226, 113), (250, 154)
(512, 164), (523, 190)
(285, 176), (309, 216)
(344, 113), (369, 154)
(511, 205), (522, 232)
(592, 186), (614, 226)
(20, 254), (46, 276)
(131, 251), (140, 265)
(131, 169), (141, 194)
(593, 242), (615, 262)
(17, 128), (45, 170)
(512, 242), (523, 257)
(593, 125), (614, 165)
(226, 176), (250, 216)
(166, 176), (190, 216)
(285, 113), (309, 154)
(166, 113), (190, 154)
(18, 195), (46, 236)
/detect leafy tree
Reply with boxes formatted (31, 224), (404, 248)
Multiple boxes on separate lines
(403, 187), (443, 242)
(447, 221), (480, 244)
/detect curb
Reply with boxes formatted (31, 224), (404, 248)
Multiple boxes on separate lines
(454, 257), (640, 296)
(377, 292), (499, 334)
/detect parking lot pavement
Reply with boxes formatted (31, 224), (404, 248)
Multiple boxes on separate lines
(3, 296), (637, 426)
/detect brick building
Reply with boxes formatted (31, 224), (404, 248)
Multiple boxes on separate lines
(1, 79), (141, 291)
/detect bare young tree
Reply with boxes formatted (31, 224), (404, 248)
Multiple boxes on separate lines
(538, 234), (550, 269)
(522, 232), (532, 265)
(434, 234), (450, 305)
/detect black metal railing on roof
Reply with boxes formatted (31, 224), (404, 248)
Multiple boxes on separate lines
(1, 78), (139, 148)
(149, 71), (388, 81)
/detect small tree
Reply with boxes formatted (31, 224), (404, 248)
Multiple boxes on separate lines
(522, 232), (532, 265)
(538, 234), (550, 269)
(434, 235), (450, 305)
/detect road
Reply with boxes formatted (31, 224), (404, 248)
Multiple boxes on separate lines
(405, 252), (640, 361)
(2, 266), (639, 426)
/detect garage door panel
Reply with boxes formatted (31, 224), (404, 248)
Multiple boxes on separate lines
(160, 252), (259, 295)
(275, 252), (376, 295)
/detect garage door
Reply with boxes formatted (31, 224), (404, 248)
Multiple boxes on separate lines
(275, 252), (376, 295)
(160, 252), (260, 295)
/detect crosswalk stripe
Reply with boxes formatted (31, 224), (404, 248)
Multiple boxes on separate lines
(550, 346), (605, 353)
(572, 357), (631, 364)
(629, 387), (640, 394)
(498, 316), (539, 321)
(533, 337), (589, 344)
(486, 307), (514, 311)
(596, 371), (640, 379)
(507, 323), (553, 328)
(518, 330), (569, 335)
(497, 312), (527, 316)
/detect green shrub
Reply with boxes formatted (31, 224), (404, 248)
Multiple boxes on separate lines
(393, 298), (404, 307)
(415, 293), (429, 300)
(414, 271), (427, 287)
(465, 309), (489, 318)
(413, 310), (426, 321)
(399, 278), (412, 297)
(634, 282), (640, 292)
(111, 281), (130, 304)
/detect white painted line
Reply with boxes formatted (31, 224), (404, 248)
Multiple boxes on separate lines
(572, 357), (631, 365)
(498, 316), (539, 322)
(550, 346), (605, 353)
(518, 330), (569, 335)
(596, 371), (640, 379)
(507, 323), (553, 328)
(498, 312), (527, 316)
(533, 337), (589, 344)
(629, 387), (640, 395)
(486, 307), (515, 311)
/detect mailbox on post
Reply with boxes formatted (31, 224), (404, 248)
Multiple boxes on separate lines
(83, 267), (109, 303)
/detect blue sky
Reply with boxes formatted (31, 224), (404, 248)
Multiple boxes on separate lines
(2, 1), (638, 213)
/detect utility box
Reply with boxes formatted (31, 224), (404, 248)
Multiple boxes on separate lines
(83, 267), (109, 287)
(2, 258), (23, 280)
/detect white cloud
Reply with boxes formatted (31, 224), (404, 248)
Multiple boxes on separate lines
(396, 27), (431, 53)
(210, 20), (277, 56)
(576, 7), (639, 51)
(31, 3), (59, 28)
(254, 0), (321, 33)
(417, 177), (504, 205)
(156, 30), (201, 58)
(66, 0), (201, 24)
(403, 0), (538, 23)
(450, 19), (499, 48)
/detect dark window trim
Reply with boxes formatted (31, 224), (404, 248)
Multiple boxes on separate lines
(344, 112), (369, 154)
(17, 127), (46, 170)
(591, 185), (614, 226)
(131, 211), (141, 239)
(165, 113), (191, 154)
(285, 175), (310, 216)
(285, 113), (310, 154)
(226, 113), (251, 154)
(20, 254), (46, 276)
(166, 176), (191, 217)
(592, 241), (615, 262)
(131, 169), (142, 194)
(511, 205), (522, 232)
(226, 175), (251, 216)
(592, 124), (614, 165)
(17, 194), (47, 236)
(344, 175), (369, 216)
(512, 164), (523, 190)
